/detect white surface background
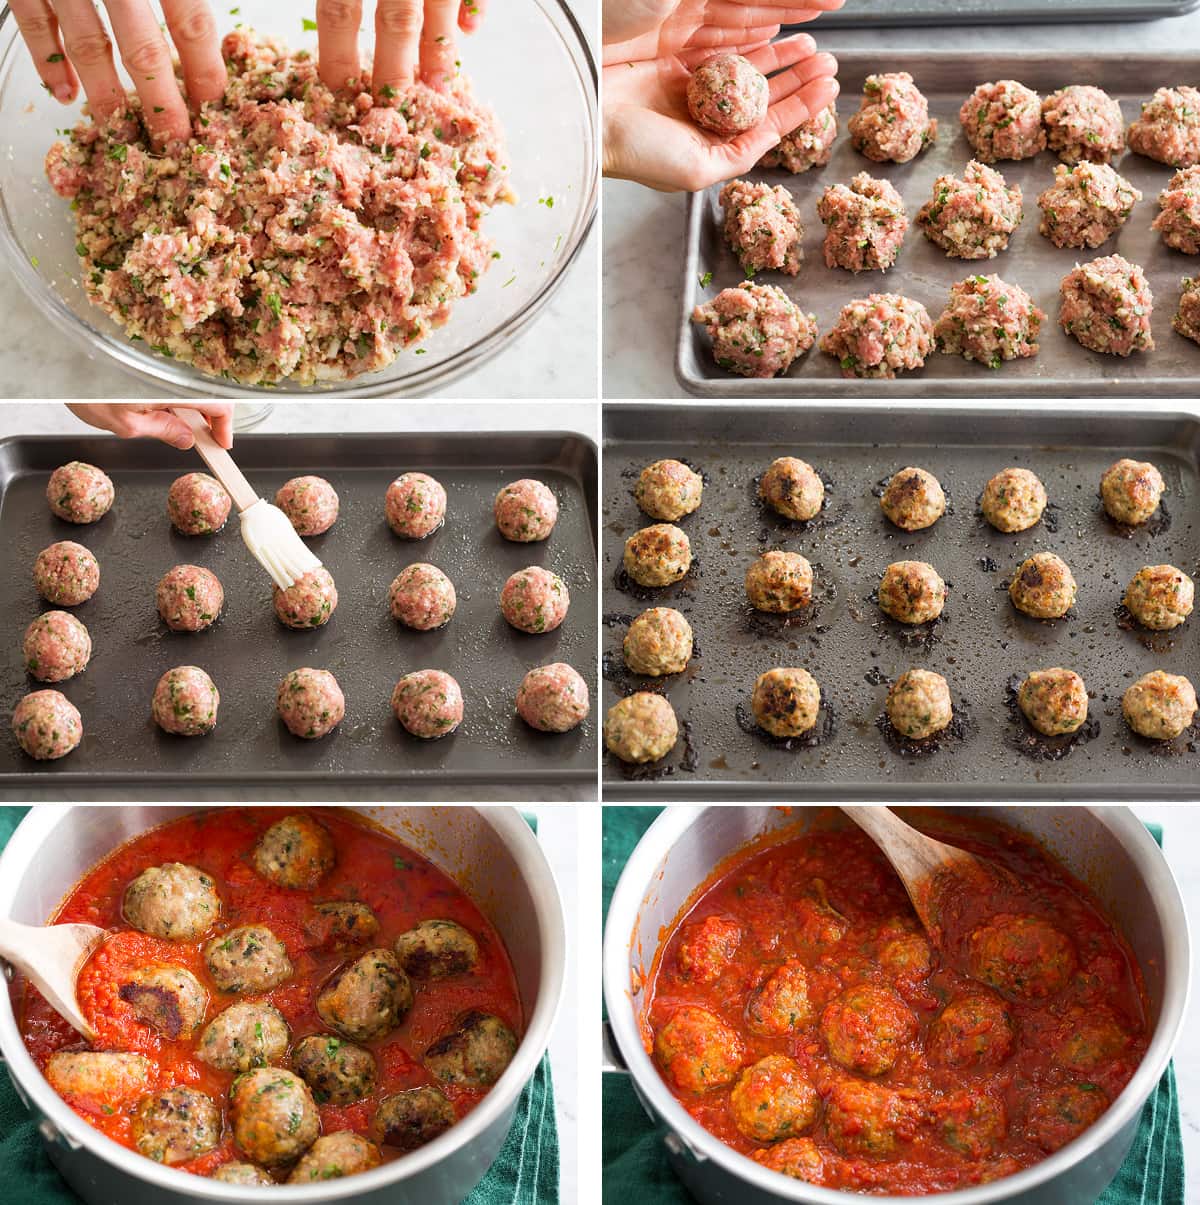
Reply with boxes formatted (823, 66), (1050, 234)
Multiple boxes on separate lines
(603, 7), (1200, 398)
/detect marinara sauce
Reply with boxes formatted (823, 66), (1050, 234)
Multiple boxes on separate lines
(644, 814), (1149, 1195)
(19, 807), (522, 1180)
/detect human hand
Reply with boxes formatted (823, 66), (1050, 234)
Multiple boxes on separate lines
(315, 0), (487, 98)
(604, 33), (839, 192)
(67, 404), (235, 450)
(11, 1), (226, 144)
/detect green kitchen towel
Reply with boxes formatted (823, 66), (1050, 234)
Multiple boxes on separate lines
(602, 809), (1184, 1205)
(0, 806), (558, 1205)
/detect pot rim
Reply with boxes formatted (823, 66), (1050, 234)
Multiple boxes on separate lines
(603, 804), (1192, 1205)
(0, 804), (567, 1200)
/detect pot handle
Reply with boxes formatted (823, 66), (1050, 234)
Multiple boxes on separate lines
(602, 1020), (629, 1075)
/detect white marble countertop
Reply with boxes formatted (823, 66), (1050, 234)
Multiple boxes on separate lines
(603, 8), (1200, 398)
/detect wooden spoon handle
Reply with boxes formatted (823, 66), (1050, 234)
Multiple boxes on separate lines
(0, 917), (99, 1040)
(171, 408), (258, 512)
(841, 806), (946, 879)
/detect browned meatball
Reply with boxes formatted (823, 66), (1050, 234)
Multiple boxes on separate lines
(968, 914), (1077, 1000)
(751, 667), (821, 738)
(730, 1054), (819, 1142)
(759, 457), (824, 521)
(936, 1088), (1008, 1158)
(623, 524), (692, 587)
(425, 1011), (518, 1087)
(394, 919), (479, 979)
(1122, 670), (1198, 740)
(928, 993), (1015, 1068)
(1009, 552), (1077, 619)
(1124, 565), (1194, 630)
(287, 1132), (381, 1183)
(370, 1086), (457, 1152)
(253, 813), (336, 889)
(1018, 668), (1089, 735)
(636, 460), (703, 521)
(291, 1034), (377, 1104)
(1025, 1082), (1109, 1153)
(878, 561), (947, 624)
(204, 925), (293, 993)
(653, 1006), (744, 1094)
(880, 466), (946, 530)
(306, 901), (380, 954)
(676, 915), (741, 984)
(821, 984), (918, 1076)
(118, 964), (207, 1039)
(230, 1068), (320, 1167)
(123, 863), (220, 941)
(745, 550), (813, 612)
(197, 1001), (289, 1073)
(746, 960), (812, 1035)
(132, 1087), (220, 1165)
(825, 1078), (922, 1158)
(317, 949), (413, 1042)
(1101, 458), (1165, 525)
(886, 669), (952, 739)
(981, 467), (1047, 532)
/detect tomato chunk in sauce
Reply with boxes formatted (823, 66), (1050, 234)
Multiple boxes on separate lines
(645, 816), (1148, 1196)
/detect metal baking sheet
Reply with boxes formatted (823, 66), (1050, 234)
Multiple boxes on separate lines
(602, 404), (1200, 800)
(679, 51), (1200, 399)
(0, 432), (597, 793)
(808, 0), (1199, 29)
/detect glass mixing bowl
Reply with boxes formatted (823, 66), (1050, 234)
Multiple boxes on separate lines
(0, 0), (597, 397)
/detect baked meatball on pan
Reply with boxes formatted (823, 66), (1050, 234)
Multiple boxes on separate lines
(0, 433), (596, 792)
(682, 50), (1200, 398)
(604, 405), (1200, 798)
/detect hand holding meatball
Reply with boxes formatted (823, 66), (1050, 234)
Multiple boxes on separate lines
(687, 53), (768, 136)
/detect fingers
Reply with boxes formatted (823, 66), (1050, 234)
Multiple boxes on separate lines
(372, 0), (421, 95)
(704, 3), (839, 26)
(458, 0), (486, 34)
(683, 23), (780, 50)
(161, 0), (226, 105)
(317, 0), (363, 91)
(742, 32), (817, 76)
(122, 410), (197, 450)
(419, 0), (460, 88)
(103, 0), (190, 140)
(678, 39), (774, 70)
(54, 0), (126, 119)
(11, 0), (79, 103)
(172, 403), (235, 449)
(754, 47), (838, 105)
(764, 72), (840, 139)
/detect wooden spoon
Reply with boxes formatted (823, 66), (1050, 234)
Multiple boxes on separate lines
(0, 917), (106, 1040)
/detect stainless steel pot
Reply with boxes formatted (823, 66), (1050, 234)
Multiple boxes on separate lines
(0, 805), (566, 1204)
(603, 806), (1191, 1205)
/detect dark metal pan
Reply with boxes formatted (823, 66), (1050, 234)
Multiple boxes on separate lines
(602, 404), (1200, 799)
(807, 0), (1199, 29)
(0, 432), (598, 797)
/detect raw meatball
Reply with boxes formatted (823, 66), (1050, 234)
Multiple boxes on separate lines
(425, 1011), (518, 1087)
(730, 1055), (819, 1142)
(1175, 275), (1200, 344)
(687, 53), (768, 136)
(230, 1067), (319, 1167)
(494, 478), (558, 542)
(198, 1001), (289, 1072)
(12, 689), (81, 760)
(1152, 165), (1200, 253)
(1100, 458), (1165, 525)
(273, 566), (338, 629)
(1009, 552), (1077, 619)
(1122, 670), (1198, 739)
(47, 461), (114, 524)
(1042, 85), (1125, 164)
(624, 608), (693, 676)
(317, 949), (413, 1041)
(623, 525), (691, 588)
(386, 472), (447, 538)
(123, 862), (219, 940)
(820, 293), (934, 379)
(500, 566), (570, 632)
(759, 456), (824, 521)
(23, 611), (90, 682)
(604, 691), (678, 763)
(156, 564), (223, 632)
(371, 1087), (456, 1151)
(653, 1005), (744, 1094)
(118, 964), (208, 1038)
(395, 919), (479, 979)
(677, 916), (741, 984)
(816, 172), (909, 273)
(1018, 668), (1090, 736)
(1038, 162), (1140, 249)
(1125, 564), (1195, 630)
(275, 475), (339, 535)
(745, 550), (813, 612)
(692, 282), (817, 378)
(1026, 1083), (1109, 1154)
(167, 473), (231, 536)
(515, 663), (590, 732)
(389, 563), (456, 630)
(928, 993), (1014, 1069)
(392, 669), (464, 739)
(132, 1087), (220, 1165)
(821, 984), (918, 1076)
(46, 1051), (150, 1104)
(277, 668), (345, 740)
(1128, 86), (1200, 167)
(981, 467), (1048, 531)
(719, 179), (803, 276)
(760, 104), (838, 172)
(635, 459), (703, 521)
(292, 1036), (377, 1104)
(33, 541), (99, 606)
(886, 668), (952, 739)
(967, 915), (1076, 1000)
(211, 1163), (275, 1186)
(880, 466), (945, 531)
(307, 901), (381, 954)
(752, 667), (821, 738)
(917, 160), (1023, 260)
(848, 72), (937, 163)
(878, 561), (947, 625)
(204, 925), (293, 993)
(825, 1078), (921, 1158)
(960, 80), (1046, 162)
(934, 274), (1044, 368)
(287, 1132), (381, 1183)
(254, 813), (336, 889)
(746, 960), (812, 1035)
(1059, 254), (1154, 356)
(152, 666), (219, 736)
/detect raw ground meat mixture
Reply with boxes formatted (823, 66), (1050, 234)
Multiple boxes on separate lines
(959, 80), (1045, 163)
(847, 72), (937, 164)
(687, 53), (769, 137)
(1153, 166), (1200, 254)
(916, 160), (1023, 260)
(759, 105), (838, 173)
(1041, 85), (1125, 165)
(817, 172), (909, 273)
(934, 274), (1044, 368)
(1037, 162), (1141, 250)
(45, 28), (512, 386)
(1173, 276), (1200, 345)
(819, 293), (934, 379)
(1059, 254), (1154, 356)
(1127, 86), (1200, 168)
(719, 179), (804, 277)
(693, 282), (818, 378)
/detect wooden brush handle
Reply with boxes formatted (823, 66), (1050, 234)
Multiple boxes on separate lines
(171, 408), (258, 512)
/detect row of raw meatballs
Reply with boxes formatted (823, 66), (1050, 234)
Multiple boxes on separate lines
(49, 815), (516, 1182)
